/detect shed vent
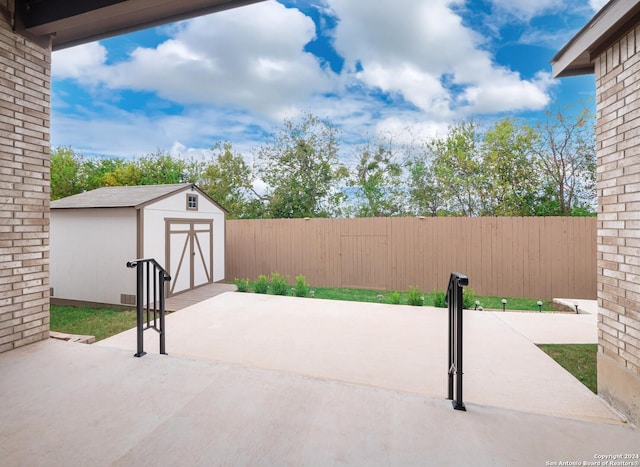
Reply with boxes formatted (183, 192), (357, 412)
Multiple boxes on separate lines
(120, 294), (136, 305)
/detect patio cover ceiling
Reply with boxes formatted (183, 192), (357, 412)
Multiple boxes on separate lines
(14, 0), (266, 50)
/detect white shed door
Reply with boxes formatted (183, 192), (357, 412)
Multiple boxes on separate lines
(165, 219), (213, 296)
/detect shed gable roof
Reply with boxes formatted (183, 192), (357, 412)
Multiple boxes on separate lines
(51, 183), (206, 209)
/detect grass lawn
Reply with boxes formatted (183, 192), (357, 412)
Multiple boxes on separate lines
(475, 296), (555, 312)
(50, 305), (138, 342)
(246, 284), (557, 312)
(537, 344), (598, 393)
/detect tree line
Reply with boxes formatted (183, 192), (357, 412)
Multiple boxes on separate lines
(50, 109), (596, 219)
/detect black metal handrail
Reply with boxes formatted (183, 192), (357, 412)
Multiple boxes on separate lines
(447, 272), (468, 411)
(126, 258), (171, 357)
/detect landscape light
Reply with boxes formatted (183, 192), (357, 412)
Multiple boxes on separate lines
(574, 303), (579, 314)
(537, 300), (543, 312)
(501, 298), (507, 312)
(377, 294), (383, 302)
(310, 290), (315, 298)
(475, 300), (480, 310)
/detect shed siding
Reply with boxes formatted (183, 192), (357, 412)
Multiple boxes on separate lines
(50, 209), (137, 304)
(594, 23), (640, 425)
(0, 16), (51, 353)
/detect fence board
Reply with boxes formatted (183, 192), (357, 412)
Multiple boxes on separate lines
(225, 217), (597, 299)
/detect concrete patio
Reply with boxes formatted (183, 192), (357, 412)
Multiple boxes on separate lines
(1, 293), (638, 466)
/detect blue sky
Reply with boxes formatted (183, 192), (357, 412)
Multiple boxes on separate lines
(51, 0), (607, 161)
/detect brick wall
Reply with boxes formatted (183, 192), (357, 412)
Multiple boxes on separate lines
(0, 14), (51, 353)
(595, 23), (640, 424)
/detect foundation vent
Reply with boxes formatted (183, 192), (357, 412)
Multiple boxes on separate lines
(120, 294), (136, 306)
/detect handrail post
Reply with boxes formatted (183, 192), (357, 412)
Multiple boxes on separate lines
(134, 261), (145, 357)
(455, 276), (464, 409)
(446, 272), (468, 411)
(127, 258), (171, 358)
(158, 268), (167, 355)
(448, 278), (454, 400)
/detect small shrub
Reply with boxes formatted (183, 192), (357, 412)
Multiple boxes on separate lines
(432, 289), (447, 308)
(234, 277), (250, 292)
(388, 291), (401, 305)
(270, 272), (289, 296)
(294, 275), (309, 297)
(463, 287), (475, 309)
(406, 286), (424, 306)
(253, 274), (269, 294)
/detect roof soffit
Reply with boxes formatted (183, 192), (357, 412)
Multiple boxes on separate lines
(14, 0), (266, 50)
(552, 0), (640, 77)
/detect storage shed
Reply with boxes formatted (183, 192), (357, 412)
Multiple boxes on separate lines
(50, 183), (226, 306)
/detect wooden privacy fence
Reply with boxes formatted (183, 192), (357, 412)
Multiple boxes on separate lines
(225, 217), (597, 299)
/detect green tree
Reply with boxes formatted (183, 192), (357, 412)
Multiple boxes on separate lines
(532, 107), (596, 216)
(480, 119), (540, 216)
(348, 140), (404, 217)
(135, 151), (187, 185)
(97, 151), (187, 187)
(50, 146), (85, 200)
(256, 114), (348, 218)
(199, 142), (262, 218)
(407, 155), (446, 216)
(100, 161), (143, 186)
(430, 121), (483, 216)
(82, 157), (126, 190)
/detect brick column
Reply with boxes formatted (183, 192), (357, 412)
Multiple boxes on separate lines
(594, 24), (640, 425)
(0, 14), (51, 352)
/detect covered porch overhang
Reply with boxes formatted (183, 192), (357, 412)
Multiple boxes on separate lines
(551, 0), (640, 77)
(11, 0), (266, 50)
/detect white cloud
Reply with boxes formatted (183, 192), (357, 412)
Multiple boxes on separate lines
(52, 42), (108, 81)
(51, 0), (559, 159)
(51, 104), (269, 158)
(589, 0), (609, 11)
(327, 0), (552, 117)
(374, 117), (450, 146)
(518, 28), (579, 49)
(457, 69), (553, 114)
(52, 2), (336, 117)
(489, 0), (564, 18)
